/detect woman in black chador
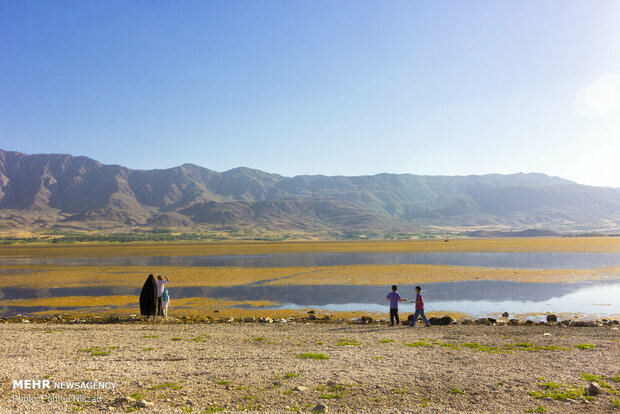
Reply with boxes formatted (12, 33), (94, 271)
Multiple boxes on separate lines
(139, 274), (158, 317)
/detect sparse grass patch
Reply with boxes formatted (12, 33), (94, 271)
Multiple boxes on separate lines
(439, 342), (459, 349)
(378, 339), (394, 343)
(203, 406), (225, 413)
(316, 341), (324, 345)
(216, 380), (229, 386)
(575, 343), (595, 350)
(143, 335), (159, 338)
(539, 381), (562, 390)
(150, 381), (183, 390)
(320, 393), (343, 399)
(142, 347), (154, 351)
(536, 345), (570, 351)
(404, 341), (432, 347)
(319, 384), (349, 399)
(253, 337), (265, 342)
(189, 336), (205, 342)
(284, 405), (300, 412)
(507, 343), (570, 351)
(171, 337), (183, 341)
(449, 387), (464, 395)
(613, 374), (620, 383)
(420, 398), (429, 407)
(580, 372), (619, 394)
(284, 372), (301, 379)
(461, 342), (504, 353)
(337, 339), (361, 346)
(296, 352), (329, 360)
(129, 392), (145, 401)
(611, 398), (620, 408)
(373, 356), (383, 359)
(393, 387), (408, 394)
(526, 405), (547, 413)
(528, 380), (587, 401)
(79, 346), (113, 356)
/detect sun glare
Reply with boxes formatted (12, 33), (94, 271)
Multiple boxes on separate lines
(575, 74), (620, 118)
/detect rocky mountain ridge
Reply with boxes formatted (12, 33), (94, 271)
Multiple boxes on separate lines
(1, 149), (619, 233)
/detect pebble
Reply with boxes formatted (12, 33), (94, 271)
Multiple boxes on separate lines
(137, 399), (154, 408)
(312, 403), (328, 413)
(588, 382), (603, 396)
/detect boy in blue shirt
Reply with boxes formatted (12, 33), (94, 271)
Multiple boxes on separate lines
(386, 285), (408, 326)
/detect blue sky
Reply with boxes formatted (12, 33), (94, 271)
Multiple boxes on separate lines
(1, 1), (620, 187)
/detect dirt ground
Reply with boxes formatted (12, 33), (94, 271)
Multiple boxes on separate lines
(1, 322), (619, 413)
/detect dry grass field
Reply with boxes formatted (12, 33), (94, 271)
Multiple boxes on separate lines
(1, 237), (620, 258)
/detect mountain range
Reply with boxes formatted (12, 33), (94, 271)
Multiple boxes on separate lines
(1, 149), (620, 233)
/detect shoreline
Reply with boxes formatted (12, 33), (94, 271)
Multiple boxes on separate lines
(2, 311), (618, 326)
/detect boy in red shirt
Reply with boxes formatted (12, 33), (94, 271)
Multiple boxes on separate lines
(410, 285), (430, 327)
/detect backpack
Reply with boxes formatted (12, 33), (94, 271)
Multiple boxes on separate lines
(162, 289), (169, 303)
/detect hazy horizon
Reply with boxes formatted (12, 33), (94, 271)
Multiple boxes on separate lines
(2, 1), (620, 187)
(3, 147), (612, 189)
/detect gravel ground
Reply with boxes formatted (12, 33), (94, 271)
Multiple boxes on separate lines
(1, 322), (619, 413)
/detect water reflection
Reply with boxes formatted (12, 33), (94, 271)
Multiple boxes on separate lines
(2, 252), (620, 269)
(1, 280), (618, 318)
(292, 283), (620, 318)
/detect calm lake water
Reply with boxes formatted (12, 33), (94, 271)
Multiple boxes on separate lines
(1, 251), (619, 318)
(1, 280), (619, 319)
(3, 251), (620, 269)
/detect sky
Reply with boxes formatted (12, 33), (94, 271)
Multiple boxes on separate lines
(1, 1), (620, 187)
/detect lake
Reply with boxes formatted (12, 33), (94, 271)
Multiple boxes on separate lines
(1, 280), (619, 319)
(1, 250), (619, 318)
(3, 251), (620, 269)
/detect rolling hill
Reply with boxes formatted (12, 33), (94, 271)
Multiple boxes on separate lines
(1, 149), (620, 233)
